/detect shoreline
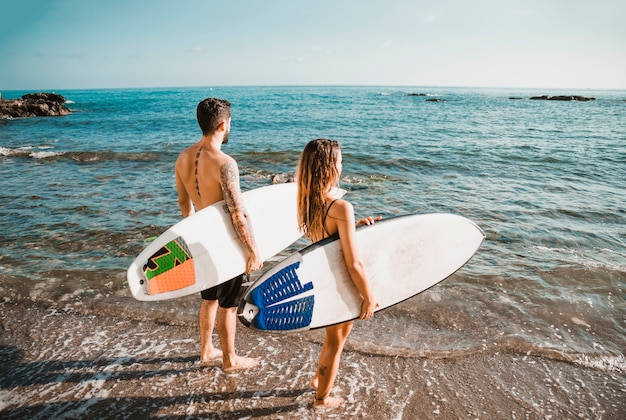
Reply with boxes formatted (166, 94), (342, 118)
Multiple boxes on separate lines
(1, 301), (624, 419)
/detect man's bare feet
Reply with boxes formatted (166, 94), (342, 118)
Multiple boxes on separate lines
(314, 396), (344, 409)
(200, 349), (223, 366)
(222, 356), (260, 373)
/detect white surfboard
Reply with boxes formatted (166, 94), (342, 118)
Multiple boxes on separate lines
(238, 213), (485, 332)
(127, 183), (345, 301)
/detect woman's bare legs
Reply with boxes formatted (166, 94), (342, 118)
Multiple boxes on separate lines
(311, 321), (354, 409)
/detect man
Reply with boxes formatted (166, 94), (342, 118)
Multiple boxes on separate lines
(175, 98), (262, 372)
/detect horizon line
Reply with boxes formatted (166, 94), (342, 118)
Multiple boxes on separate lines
(2, 83), (625, 93)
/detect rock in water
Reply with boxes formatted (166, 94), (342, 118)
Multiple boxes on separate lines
(0, 92), (72, 119)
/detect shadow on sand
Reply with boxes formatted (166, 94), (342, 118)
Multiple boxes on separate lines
(0, 345), (309, 418)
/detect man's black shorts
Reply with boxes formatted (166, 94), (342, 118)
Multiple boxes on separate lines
(200, 274), (246, 308)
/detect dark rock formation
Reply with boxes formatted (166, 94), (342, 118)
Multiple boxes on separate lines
(22, 92), (67, 103)
(270, 173), (295, 184)
(426, 98), (446, 102)
(408, 93), (428, 97)
(0, 92), (71, 119)
(529, 95), (596, 101)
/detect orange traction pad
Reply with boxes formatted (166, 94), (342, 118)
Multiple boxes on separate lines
(148, 259), (196, 294)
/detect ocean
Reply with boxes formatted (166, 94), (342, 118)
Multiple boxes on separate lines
(1, 86), (624, 418)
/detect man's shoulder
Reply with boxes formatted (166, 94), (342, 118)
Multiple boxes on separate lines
(176, 144), (196, 159)
(175, 148), (191, 169)
(219, 153), (237, 167)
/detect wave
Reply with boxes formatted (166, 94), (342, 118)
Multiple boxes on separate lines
(346, 326), (626, 373)
(0, 146), (168, 163)
(0, 146), (31, 157)
(30, 151), (66, 159)
(3, 146), (317, 166)
(571, 353), (626, 373)
(495, 340), (626, 373)
(532, 245), (626, 271)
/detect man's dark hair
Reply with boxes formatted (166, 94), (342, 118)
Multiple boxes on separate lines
(197, 98), (231, 135)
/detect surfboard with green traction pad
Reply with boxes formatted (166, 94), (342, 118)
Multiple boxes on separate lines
(126, 183), (345, 301)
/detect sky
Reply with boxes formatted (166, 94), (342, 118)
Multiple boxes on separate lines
(1, 0), (625, 91)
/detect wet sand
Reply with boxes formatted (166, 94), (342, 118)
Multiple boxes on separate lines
(1, 301), (624, 419)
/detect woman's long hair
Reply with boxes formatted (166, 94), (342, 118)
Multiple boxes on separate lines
(296, 139), (341, 242)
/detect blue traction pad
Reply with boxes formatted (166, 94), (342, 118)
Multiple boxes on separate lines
(249, 261), (315, 331)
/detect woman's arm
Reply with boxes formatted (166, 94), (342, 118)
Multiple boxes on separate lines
(334, 200), (379, 319)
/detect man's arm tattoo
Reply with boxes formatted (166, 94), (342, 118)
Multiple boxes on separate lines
(220, 160), (257, 253)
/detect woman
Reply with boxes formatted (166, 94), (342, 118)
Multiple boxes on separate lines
(296, 138), (380, 409)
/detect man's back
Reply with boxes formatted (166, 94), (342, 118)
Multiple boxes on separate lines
(175, 143), (232, 213)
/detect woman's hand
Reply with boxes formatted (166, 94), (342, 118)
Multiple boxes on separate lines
(356, 215), (382, 226)
(359, 298), (380, 320)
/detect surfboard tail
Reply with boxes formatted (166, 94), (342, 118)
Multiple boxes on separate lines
(241, 260), (316, 331)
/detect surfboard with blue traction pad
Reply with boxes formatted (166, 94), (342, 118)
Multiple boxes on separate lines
(237, 213), (485, 332)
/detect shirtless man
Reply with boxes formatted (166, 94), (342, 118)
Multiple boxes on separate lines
(175, 98), (262, 372)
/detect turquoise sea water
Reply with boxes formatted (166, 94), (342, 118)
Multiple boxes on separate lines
(1, 86), (624, 373)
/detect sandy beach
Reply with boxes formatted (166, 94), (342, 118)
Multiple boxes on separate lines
(1, 300), (624, 419)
